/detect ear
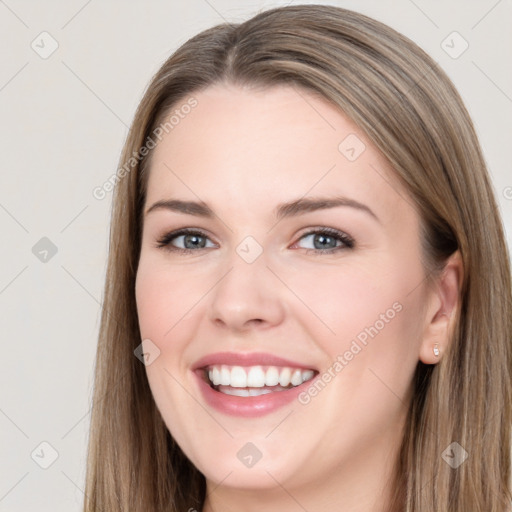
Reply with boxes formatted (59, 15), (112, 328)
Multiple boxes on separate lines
(419, 250), (463, 364)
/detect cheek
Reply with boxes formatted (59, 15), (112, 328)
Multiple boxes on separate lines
(135, 258), (200, 344)
(134, 261), (205, 444)
(282, 254), (425, 393)
(135, 270), (168, 343)
(289, 265), (423, 439)
(282, 259), (414, 341)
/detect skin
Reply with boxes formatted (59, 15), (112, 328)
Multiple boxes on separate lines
(135, 83), (462, 512)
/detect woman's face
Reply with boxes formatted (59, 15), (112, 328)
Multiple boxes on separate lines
(135, 83), (436, 498)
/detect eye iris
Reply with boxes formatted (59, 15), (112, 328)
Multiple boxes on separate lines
(183, 234), (205, 249)
(314, 233), (337, 249)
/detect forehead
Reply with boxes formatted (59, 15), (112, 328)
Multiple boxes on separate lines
(144, 83), (413, 226)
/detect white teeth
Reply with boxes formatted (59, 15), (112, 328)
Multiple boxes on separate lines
(265, 366), (280, 386)
(205, 364), (316, 390)
(220, 366), (231, 386)
(230, 366), (247, 388)
(221, 387), (250, 397)
(248, 388), (273, 396)
(301, 370), (315, 382)
(247, 366), (265, 387)
(278, 367), (291, 387)
(290, 369), (303, 386)
(217, 385), (291, 396)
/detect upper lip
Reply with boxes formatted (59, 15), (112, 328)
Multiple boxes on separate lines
(192, 351), (317, 371)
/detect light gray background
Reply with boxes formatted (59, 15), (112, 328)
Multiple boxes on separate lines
(0, 1), (510, 510)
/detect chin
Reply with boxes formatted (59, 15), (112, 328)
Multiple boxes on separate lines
(197, 458), (301, 490)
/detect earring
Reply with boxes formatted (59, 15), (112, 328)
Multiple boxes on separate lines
(433, 344), (440, 357)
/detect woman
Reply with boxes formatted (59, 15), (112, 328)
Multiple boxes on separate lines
(83, 5), (511, 511)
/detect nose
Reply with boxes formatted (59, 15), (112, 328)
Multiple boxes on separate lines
(207, 251), (286, 332)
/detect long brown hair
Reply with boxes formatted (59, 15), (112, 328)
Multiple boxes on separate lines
(84, 5), (512, 511)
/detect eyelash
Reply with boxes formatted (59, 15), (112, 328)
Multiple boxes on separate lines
(155, 227), (355, 255)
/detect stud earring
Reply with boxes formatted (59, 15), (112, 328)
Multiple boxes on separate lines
(433, 344), (440, 357)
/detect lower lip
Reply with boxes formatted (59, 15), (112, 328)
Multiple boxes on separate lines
(194, 371), (311, 417)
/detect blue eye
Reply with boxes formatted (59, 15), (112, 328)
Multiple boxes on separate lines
(156, 229), (216, 253)
(294, 227), (354, 252)
(155, 227), (354, 254)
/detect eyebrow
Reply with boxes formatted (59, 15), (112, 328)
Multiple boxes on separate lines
(144, 195), (380, 223)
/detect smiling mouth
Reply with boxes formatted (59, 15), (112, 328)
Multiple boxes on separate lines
(203, 364), (317, 397)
